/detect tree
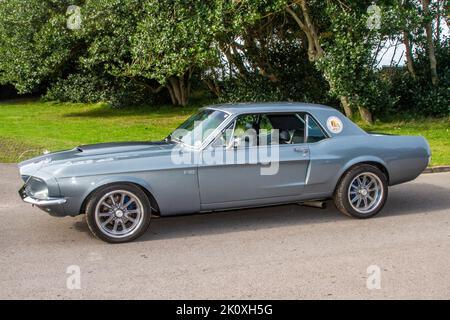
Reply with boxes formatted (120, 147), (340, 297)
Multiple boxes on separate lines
(127, 0), (226, 106)
(421, 0), (439, 85)
(282, 1), (413, 123)
(0, 0), (82, 93)
(402, 0), (418, 78)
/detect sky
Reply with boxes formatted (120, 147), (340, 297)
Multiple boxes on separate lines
(377, 21), (449, 67)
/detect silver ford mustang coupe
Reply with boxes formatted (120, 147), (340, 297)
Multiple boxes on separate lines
(18, 103), (431, 243)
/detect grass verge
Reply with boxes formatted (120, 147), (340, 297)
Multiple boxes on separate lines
(0, 99), (448, 165)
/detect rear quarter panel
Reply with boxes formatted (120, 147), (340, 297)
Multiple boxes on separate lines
(306, 134), (430, 197)
(369, 135), (430, 185)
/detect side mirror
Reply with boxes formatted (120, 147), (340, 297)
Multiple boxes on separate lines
(233, 137), (242, 149)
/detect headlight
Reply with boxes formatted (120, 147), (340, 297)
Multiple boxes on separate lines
(27, 177), (49, 200)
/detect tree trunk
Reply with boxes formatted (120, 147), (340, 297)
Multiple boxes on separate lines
(358, 106), (374, 125)
(219, 42), (248, 78)
(204, 79), (221, 97)
(436, 0), (441, 42)
(445, 0), (450, 28)
(167, 83), (177, 105)
(340, 95), (353, 118)
(167, 74), (190, 106)
(298, 0), (324, 59)
(403, 31), (416, 77)
(285, 2), (323, 62)
(422, 0), (439, 85)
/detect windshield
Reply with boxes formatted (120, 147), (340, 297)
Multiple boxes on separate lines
(169, 109), (229, 147)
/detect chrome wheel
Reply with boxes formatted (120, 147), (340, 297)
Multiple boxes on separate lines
(94, 190), (144, 239)
(347, 172), (383, 214)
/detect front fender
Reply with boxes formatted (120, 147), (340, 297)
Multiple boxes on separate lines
(81, 176), (160, 210)
(57, 175), (161, 217)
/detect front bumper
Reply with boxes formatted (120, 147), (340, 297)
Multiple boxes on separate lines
(22, 196), (67, 206)
(19, 184), (67, 216)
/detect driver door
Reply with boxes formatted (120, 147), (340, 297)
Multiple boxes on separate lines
(198, 113), (310, 209)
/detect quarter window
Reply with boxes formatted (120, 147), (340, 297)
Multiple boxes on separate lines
(306, 116), (327, 143)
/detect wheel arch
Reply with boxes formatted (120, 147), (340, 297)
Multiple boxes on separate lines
(79, 178), (161, 216)
(335, 157), (390, 192)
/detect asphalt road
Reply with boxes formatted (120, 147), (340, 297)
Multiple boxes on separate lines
(0, 163), (449, 299)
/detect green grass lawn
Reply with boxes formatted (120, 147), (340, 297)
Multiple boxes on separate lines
(0, 99), (199, 163)
(0, 99), (449, 165)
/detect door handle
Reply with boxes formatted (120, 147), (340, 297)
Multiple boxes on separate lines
(293, 147), (309, 156)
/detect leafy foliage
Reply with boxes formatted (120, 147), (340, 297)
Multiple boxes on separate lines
(0, 0), (81, 93)
(313, 1), (409, 118)
(219, 43), (334, 105)
(388, 43), (450, 117)
(129, 1), (221, 83)
(44, 73), (164, 108)
(0, 0), (448, 118)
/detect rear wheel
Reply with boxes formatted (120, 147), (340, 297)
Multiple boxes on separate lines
(85, 183), (152, 243)
(334, 164), (388, 218)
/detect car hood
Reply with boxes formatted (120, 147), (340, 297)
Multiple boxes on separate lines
(18, 141), (178, 179)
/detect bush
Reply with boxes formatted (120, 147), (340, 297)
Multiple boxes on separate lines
(386, 43), (450, 118)
(414, 85), (449, 117)
(44, 73), (166, 108)
(44, 74), (112, 103)
(218, 72), (338, 107)
(387, 72), (448, 117)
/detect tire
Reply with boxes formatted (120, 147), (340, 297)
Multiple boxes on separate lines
(334, 164), (388, 219)
(85, 183), (152, 243)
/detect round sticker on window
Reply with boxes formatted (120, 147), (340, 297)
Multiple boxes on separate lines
(326, 116), (343, 134)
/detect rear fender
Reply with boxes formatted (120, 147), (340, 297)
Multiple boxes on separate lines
(334, 156), (388, 190)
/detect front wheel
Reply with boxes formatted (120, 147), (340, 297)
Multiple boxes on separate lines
(334, 164), (388, 218)
(85, 183), (152, 243)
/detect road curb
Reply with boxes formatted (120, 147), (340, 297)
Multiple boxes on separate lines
(423, 166), (450, 174)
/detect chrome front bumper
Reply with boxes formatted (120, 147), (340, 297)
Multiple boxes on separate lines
(23, 196), (67, 206)
(19, 182), (68, 217)
(19, 184), (66, 206)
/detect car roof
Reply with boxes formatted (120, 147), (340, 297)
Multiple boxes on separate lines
(204, 102), (336, 115)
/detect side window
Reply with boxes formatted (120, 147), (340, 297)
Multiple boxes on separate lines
(267, 113), (306, 144)
(306, 115), (327, 143)
(211, 113), (325, 148)
(233, 114), (258, 147)
(211, 121), (235, 147)
(211, 114), (259, 148)
(258, 114), (273, 131)
(258, 114), (273, 146)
